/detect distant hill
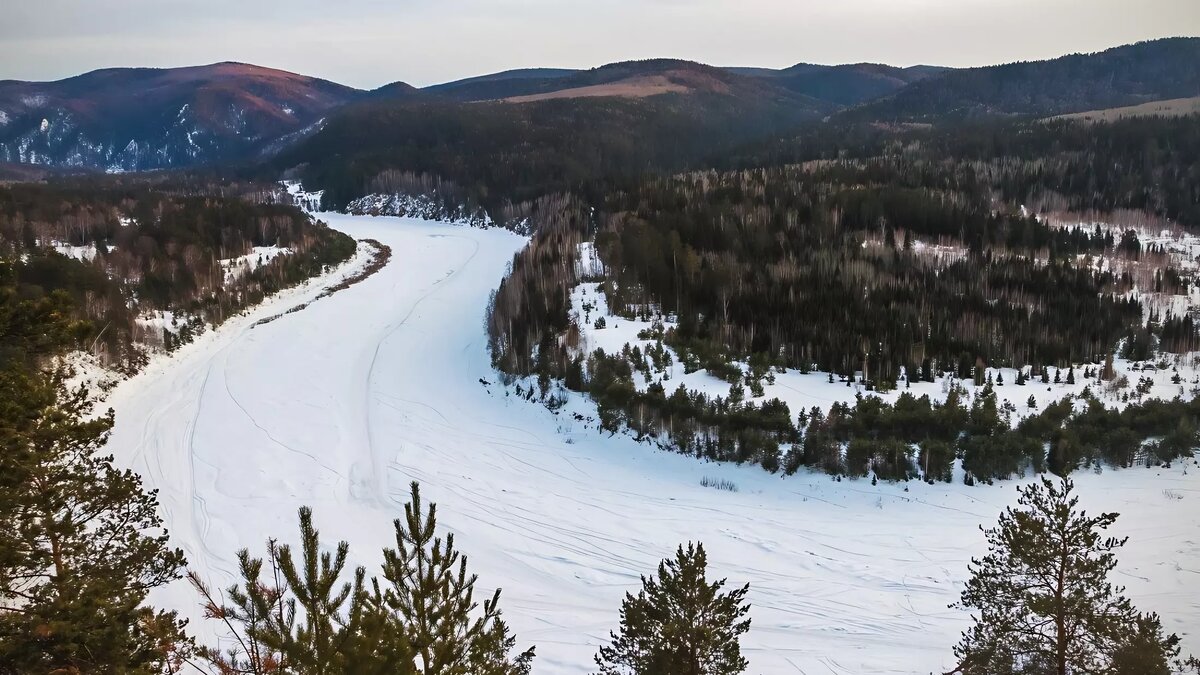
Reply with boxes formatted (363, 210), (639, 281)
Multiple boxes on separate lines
(423, 68), (579, 100)
(430, 61), (948, 107)
(367, 80), (426, 102)
(421, 59), (830, 108)
(733, 63), (951, 106)
(278, 62), (833, 214)
(1048, 96), (1200, 122)
(0, 63), (364, 171)
(848, 37), (1200, 121)
(3, 38), (1199, 175)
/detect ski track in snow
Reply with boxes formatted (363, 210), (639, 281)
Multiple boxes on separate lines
(104, 213), (1200, 674)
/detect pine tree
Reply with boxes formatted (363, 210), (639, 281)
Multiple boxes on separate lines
(193, 483), (531, 675)
(274, 507), (359, 672)
(594, 542), (751, 675)
(378, 482), (534, 675)
(0, 367), (188, 674)
(947, 477), (1180, 675)
(1067, 366), (1076, 385)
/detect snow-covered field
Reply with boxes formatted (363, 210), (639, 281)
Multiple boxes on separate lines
(104, 212), (1200, 674)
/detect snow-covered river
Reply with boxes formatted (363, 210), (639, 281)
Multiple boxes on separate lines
(106, 213), (1200, 674)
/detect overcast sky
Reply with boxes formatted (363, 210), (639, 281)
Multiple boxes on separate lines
(2, 0), (1198, 89)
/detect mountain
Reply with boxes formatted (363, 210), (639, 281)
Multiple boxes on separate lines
(849, 37), (1200, 121)
(279, 61), (834, 214)
(419, 60), (831, 106)
(730, 63), (951, 106)
(366, 80), (427, 102)
(426, 61), (945, 107)
(424, 68), (579, 100)
(0, 63), (364, 171)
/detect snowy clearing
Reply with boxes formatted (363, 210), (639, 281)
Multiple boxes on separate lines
(218, 245), (291, 284)
(104, 212), (1200, 674)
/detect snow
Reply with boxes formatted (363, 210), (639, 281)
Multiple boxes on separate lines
(219, 245), (291, 284)
(283, 180), (324, 213)
(570, 281), (1200, 421)
(136, 309), (186, 334)
(102, 212), (1200, 674)
(39, 118), (49, 133)
(50, 240), (107, 261)
(0, 110), (9, 126)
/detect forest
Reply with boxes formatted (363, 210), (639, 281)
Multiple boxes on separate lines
(485, 114), (1200, 484)
(0, 180), (355, 371)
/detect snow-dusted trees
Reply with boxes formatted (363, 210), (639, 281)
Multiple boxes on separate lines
(948, 477), (1182, 675)
(594, 542), (751, 675)
(192, 482), (533, 675)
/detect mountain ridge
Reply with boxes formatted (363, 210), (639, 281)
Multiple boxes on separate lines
(3, 38), (1198, 173)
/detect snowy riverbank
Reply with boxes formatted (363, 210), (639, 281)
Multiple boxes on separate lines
(104, 212), (1200, 674)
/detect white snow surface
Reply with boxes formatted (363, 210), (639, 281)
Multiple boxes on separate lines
(219, 245), (291, 284)
(50, 240), (107, 261)
(104, 212), (1200, 674)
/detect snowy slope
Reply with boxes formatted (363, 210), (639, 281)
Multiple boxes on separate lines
(104, 212), (1200, 674)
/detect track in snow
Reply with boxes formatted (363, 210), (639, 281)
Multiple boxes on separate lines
(105, 214), (1200, 674)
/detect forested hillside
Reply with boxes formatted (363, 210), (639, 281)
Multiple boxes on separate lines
(0, 180), (354, 371)
(850, 37), (1200, 121)
(485, 112), (1200, 484)
(279, 86), (822, 217)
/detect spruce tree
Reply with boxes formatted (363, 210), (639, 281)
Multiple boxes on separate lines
(948, 477), (1180, 675)
(594, 542), (751, 675)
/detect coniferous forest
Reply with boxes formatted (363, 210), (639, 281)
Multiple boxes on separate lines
(485, 115), (1200, 484)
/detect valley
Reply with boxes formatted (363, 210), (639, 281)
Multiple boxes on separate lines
(100, 211), (1200, 674)
(4, 28), (1200, 675)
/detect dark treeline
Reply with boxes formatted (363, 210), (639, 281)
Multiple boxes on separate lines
(0, 182), (355, 370)
(278, 92), (819, 220)
(730, 115), (1200, 227)
(595, 166), (1144, 384)
(581, 361), (1199, 483)
(491, 162), (1152, 385)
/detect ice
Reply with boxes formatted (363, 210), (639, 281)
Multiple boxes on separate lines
(102, 212), (1200, 674)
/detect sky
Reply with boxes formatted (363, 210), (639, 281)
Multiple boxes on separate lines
(2, 0), (1199, 89)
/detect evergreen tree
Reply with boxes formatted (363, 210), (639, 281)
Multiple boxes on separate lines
(274, 507), (361, 672)
(378, 482), (534, 675)
(0, 367), (188, 675)
(948, 477), (1180, 675)
(192, 483), (532, 675)
(594, 542), (750, 675)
